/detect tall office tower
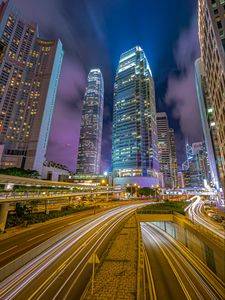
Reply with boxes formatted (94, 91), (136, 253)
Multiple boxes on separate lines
(169, 128), (178, 188)
(156, 112), (172, 188)
(0, 0), (63, 174)
(112, 46), (159, 187)
(192, 142), (211, 185)
(182, 141), (211, 187)
(198, 0), (225, 194)
(177, 171), (185, 188)
(195, 58), (220, 189)
(76, 69), (104, 175)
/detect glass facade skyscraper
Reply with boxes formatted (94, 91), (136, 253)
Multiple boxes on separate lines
(76, 69), (104, 175)
(0, 0), (63, 174)
(156, 112), (172, 188)
(112, 46), (159, 186)
(198, 0), (225, 194)
(195, 58), (220, 189)
(169, 128), (178, 188)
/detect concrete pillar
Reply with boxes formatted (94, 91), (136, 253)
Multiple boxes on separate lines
(0, 203), (9, 232)
(0, 183), (14, 232)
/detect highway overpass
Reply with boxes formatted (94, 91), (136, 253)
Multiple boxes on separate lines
(0, 174), (125, 232)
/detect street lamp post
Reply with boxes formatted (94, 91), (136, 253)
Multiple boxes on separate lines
(134, 183), (137, 198)
(126, 184), (132, 198)
(106, 184), (109, 201)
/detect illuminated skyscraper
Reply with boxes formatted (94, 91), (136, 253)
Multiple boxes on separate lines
(0, 0), (63, 174)
(198, 0), (225, 193)
(169, 128), (178, 188)
(195, 58), (220, 189)
(192, 142), (211, 186)
(156, 112), (172, 188)
(76, 69), (104, 175)
(182, 141), (211, 187)
(112, 46), (159, 187)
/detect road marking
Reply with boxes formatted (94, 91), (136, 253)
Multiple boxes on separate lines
(142, 226), (192, 300)
(27, 233), (45, 242)
(50, 228), (59, 232)
(68, 221), (78, 225)
(144, 247), (157, 300)
(0, 245), (18, 256)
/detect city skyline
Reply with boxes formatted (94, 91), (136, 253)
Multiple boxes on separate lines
(0, 1), (224, 299)
(9, 0), (202, 171)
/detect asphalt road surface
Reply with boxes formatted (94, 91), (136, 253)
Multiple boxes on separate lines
(142, 222), (225, 300)
(0, 207), (114, 268)
(186, 196), (225, 239)
(0, 204), (144, 300)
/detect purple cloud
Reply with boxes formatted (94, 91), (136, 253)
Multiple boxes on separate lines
(165, 18), (203, 143)
(15, 0), (89, 171)
(46, 58), (86, 170)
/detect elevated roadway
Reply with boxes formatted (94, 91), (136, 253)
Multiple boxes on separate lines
(0, 174), (124, 232)
(0, 174), (119, 190)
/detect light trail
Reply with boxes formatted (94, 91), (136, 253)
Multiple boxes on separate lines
(141, 223), (225, 300)
(0, 204), (144, 299)
(187, 196), (225, 239)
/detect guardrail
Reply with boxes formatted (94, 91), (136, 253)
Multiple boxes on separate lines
(0, 190), (120, 203)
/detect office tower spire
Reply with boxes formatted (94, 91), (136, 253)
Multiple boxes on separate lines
(76, 69), (104, 175)
(0, 0), (64, 174)
(112, 46), (159, 187)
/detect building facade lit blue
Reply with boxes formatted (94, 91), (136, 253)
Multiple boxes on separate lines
(112, 46), (159, 186)
(76, 69), (104, 175)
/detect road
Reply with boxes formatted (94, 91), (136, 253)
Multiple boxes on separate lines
(186, 196), (225, 239)
(142, 223), (225, 300)
(0, 204), (143, 300)
(0, 207), (110, 268)
(0, 190), (119, 203)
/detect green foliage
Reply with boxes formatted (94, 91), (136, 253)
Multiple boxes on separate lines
(15, 202), (25, 218)
(126, 186), (161, 197)
(6, 205), (99, 228)
(138, 201), (189, 215)
(0, 168), (40, 178)
(139, 187), (154, 196)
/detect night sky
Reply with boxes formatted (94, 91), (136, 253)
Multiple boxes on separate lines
(15, 0), (203, 172)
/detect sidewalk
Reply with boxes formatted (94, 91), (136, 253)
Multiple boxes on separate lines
(83, 215), (138, 300)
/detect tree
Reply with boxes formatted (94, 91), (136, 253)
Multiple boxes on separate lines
(139, 187), (161, 198)
(15, 203), (25, 218)
(0, 168), (40, 178)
